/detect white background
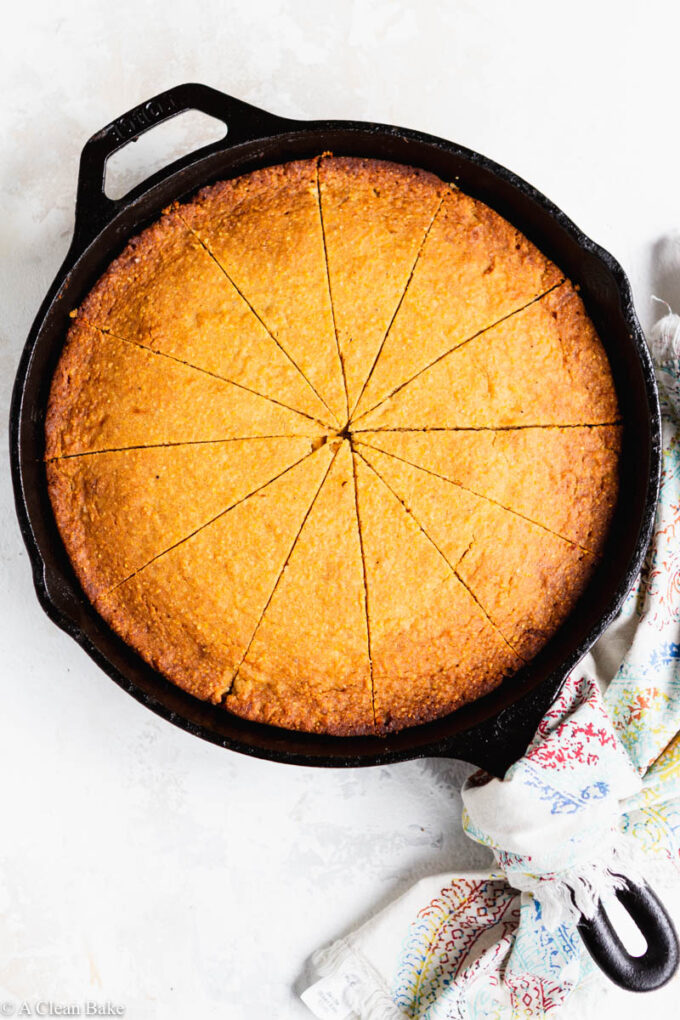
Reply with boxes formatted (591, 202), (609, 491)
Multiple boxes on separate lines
(1, 1), (680, 1017)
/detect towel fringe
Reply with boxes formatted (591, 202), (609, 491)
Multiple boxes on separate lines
(649, 303), (680, 362)
(506, 831), (648, 929)
(302, 938), (407, 1020)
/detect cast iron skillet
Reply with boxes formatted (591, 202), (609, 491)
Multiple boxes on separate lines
(10, 84), (677, 992)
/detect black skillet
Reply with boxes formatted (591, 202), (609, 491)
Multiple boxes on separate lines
(9, 83), (678, 992)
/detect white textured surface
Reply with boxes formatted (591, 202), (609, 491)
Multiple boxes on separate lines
(1, 1), (680, 1017)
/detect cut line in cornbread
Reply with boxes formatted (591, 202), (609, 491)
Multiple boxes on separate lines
(353, 452), (522, 732)
(359, 443), (598, 660)
(318, 156), (446, 415)
(180, 160), (347, 424)
(96, 446), (334, 704)
(352, 186), (562, 419)
(45, 322), (323, 458)
(75, 204), (334, 427)
(47, 436), (315, 601)
(227, 441), (374, 734)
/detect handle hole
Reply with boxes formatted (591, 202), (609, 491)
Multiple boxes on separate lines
(104, 110), (227, 201)
(602, 892), (649, 957)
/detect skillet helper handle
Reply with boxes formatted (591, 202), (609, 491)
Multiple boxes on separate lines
(577, 877), (679, 991)
(73, 82), (284, 246)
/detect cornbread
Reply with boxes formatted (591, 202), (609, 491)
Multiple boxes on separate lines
(353, 454), (523, 731)
(97, 450), (335, 704)
(76, 204), (333, 426)
(351, 183), (563, 419)
(45, 321), (322, 458)
(355, 283), (618, 431)
(356, 444), (598, 661)
(180, 160), (347, 424)
(317, 157), (447, 415)
(45, 156), (621, 734)
(357, 426), (621, 552)
(46, 436), (315, 601)
(228, 442), (374, 734)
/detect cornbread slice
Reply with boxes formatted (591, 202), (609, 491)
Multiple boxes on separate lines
(318, 157), (445, 414)
(227, 442), (373, 734)
(180, 160), (347, 424)
(96, 446), (334, 703)
(356, 283), (619, 430)
(359, 425), (621, 553)
(353, 453), (521, 731)
(47, 437), (314, 600)
(352, 187), (562, 419)
(76, 205), (333, 426)
(359, 443), (598, 660)
(45, 322), (322, 458)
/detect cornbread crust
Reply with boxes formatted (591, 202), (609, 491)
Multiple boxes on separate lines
(353, 453), (522, 731)
(96, 447), (334, 704)
(318, 157), (446, 414)
(75, 205), (333, 426)
(359, 426), (621, 553)
(227, 442), (374, 735)
(46, 437), (314, 601)
(358, 443), (598, 660)
(357, 282), (619, 431)
(179, 159), (347, 424)
(352, 186), (563, 419)
(45, 322), (322, 458)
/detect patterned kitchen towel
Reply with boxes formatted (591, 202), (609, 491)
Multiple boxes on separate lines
(300, 302), (680, 1019)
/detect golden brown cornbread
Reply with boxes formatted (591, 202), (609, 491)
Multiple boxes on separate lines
(317, 157), (446, 414)
(46, 437), (314, 601)
(96, 448), (334, 704)
(357, 443), (599, 661)
(179, 159), (347, 424)
(46, 155), (621, 734)
(227, 442), (374, 734)
(353, 452), (522, 730)
(76, 204), (333, 426)
(46, 321), (322, 458)
(352, 186), (563, 419)
(356, 282), (619, 430)
(358, 426), (621, 553)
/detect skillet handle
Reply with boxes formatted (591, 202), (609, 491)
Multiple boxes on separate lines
(73, 82), (287, 246)
(577, 877), (679, 991)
